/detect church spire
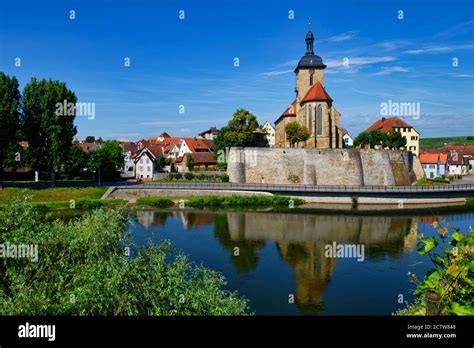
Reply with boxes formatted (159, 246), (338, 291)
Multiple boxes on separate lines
(305, 17), (314, 55)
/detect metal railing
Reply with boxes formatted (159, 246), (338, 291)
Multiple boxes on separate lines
(113, 181), (474, 193)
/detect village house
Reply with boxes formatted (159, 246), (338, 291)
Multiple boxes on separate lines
(132, 144), (165, 180)
(341, 128), (354, 148)
(261, 121), (276, 147)
(365, 116), (420, 156)
(120, 141), (139, 172)
(197, 127), (218, 140)
(419, 153), (448, 179)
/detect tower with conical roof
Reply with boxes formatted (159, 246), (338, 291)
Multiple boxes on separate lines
(275, 19), (343, 149)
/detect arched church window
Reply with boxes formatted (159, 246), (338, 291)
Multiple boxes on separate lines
(307, 105), (313, 135)
(317, 105), (323, 135)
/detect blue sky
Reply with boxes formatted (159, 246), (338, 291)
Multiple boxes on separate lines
(1, 0), (473, 140)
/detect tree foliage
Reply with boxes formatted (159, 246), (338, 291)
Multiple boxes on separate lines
(88, 140), (124, 181)
(64, 145), (88, 177)
(0, 72), (21, 186)
(0, 199), (251, 315)
(85, 136), (96, 143)
(22, 78), (77, 183)
(385, 129), (407, 149)
(397, 221), (473, 316)
(354, 129), (387, 149)
(284, 121), (310, 147)
(214, 109), (265, 157)
(185, 153), (195, 171)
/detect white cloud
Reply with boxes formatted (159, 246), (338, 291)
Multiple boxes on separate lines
(372, 66), (409, 76)
(179, 128), (193, 133)
(404, 44), (474, 55)
(449, 73), (474, 78)
(142, 120), (215, 126)
(325, 56), (396, 68)
(259, 69), (294, 77)
(325, 30), (359, 43)
(433, 19), (474, 39)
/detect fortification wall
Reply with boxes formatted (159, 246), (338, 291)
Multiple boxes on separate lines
(227, 147), (416, 186)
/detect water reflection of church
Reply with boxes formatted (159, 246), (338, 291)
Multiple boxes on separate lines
(134, 210), (418, 314)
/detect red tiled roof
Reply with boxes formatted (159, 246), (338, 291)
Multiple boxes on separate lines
(365, 117), (412, 133)
(282, 100), (298, 116)
(301, 82), (333, 103)
(419, 153), (447, 164)
(448, 145), (474, 155)
(74, 141), (100, 153)
(420, 149), (448, 155)
(120, 141), (139, 153)
(275, 100), (297, 124)
(190, 152), (217, 164)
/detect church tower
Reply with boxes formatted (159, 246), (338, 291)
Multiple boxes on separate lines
(294, 18), (327, 104)
(275, 19), (343, 149)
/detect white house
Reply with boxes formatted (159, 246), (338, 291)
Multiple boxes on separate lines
(133, 144), (164, 180)
(341, 128), (354, 148)
(262, 121), (276, 147)
(120, 142), (139, 172)
(419, 153), (448, 179)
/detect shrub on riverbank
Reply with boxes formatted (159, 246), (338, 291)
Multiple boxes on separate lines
(0, 199), (251, 315)
(186, 195), (304, 208)
(396, 221), (473, 316)
(135, 197), (174, 207)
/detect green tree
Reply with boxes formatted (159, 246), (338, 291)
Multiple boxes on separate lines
(354, 129), (387, 149)
(0, 73), (21, 188)
(214, 109), (264, 157)
(158, 155), (167, 169)
(285, 121), (310, 147)
(385, 129), (407, 150)
(64, 144), (88, 178)
(88, 140), (124, 182)
(22, 78), (77, 186)
(0, 199), (251, 315)
(85, 136), (96, 143)
(185, 153), (195, 171)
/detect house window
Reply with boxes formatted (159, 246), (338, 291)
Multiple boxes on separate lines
(310, 74), (313, 85)
(411, 136), (418, 140)
(140, 159), (143, 164)
(307, 105), (313, 135)
(147, 167), (151, 172)
(430, 172), (434, 179)
(146, 158), (150, 164)
(317, 105), (323, 135)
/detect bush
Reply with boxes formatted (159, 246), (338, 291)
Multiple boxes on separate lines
(196, 174), (207, 180)
(76, 200), (104, 209)
(186, 195), (304, 208)
(397, 221), (473, 316)
(184, 172), (195, 180)
(136, 197), (174, 207)
(219, 174), (230, 182)
(169, 173), (183, 180)
(0, 198), (251, 315)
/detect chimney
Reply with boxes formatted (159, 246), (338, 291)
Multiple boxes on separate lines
(382, 117), (386, 122)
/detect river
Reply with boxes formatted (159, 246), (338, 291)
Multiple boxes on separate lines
(125, 206), (474, 315)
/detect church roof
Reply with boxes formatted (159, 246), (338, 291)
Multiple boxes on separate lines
(301, 82), (333, 103)
(282, 100), (298, 116)
(275, 100), (297, 124)
(295, 26), (326, 71)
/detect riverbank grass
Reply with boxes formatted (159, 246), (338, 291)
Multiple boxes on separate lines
(136, 195), (305, 208)
(0, 187), (125, 207)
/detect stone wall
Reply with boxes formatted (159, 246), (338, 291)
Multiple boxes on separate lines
(227, 147), (416, 186)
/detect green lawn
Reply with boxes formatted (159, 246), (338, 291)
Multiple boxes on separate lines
(415, 179), (449, 186)
(0, 187), (108, 205)
(420, 136), (474, 149)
